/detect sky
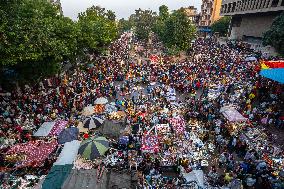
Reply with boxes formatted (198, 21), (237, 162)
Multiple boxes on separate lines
(61, 0), (201, 20)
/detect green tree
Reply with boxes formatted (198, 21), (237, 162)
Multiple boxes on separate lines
(118, 18), (134, 33)
(152, 5), (169, 41)
(77, 6), (118, 55)
(0, 0), (79, 85)
(263, 13), (284, 55)
(211, 16), (231, 36)
(162, 8), (197, 51)
(130, 9), (157, 40)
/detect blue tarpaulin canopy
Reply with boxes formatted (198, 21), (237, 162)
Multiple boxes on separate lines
(58, 127), (79, 144)
(260, 68), (284, 84)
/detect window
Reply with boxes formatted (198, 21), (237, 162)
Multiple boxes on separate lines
(271, 0), (279, 7)
(232, 2), (237, 12)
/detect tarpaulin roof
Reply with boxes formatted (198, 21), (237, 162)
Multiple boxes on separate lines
(42, 164), (73, 189)
(34, 122), (56, 137)
(54, 140), (81, 166)
(260, 68), (284, 84)
(7, 140), (58, 168)
(62, 169), (107, 189)
(58, 127), (79, 144)
(220, 106), (248, 122)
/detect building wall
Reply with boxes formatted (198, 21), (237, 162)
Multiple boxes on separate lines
(199, 0), (223, 26)
(221, 0), (284, 16)
(229, 13), (278, 39)
(212, 0), (222, 22)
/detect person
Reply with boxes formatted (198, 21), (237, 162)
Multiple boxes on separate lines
(96, 161), (106, 183)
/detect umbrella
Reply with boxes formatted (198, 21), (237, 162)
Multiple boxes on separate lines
(78, 136), (109, 160)
(94, 97), (108, 105)
(58, 127), (79, 144)
(82, 106), (95, 116)
(83, 116), (104, 129)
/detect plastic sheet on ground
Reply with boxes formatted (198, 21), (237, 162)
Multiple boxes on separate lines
(54, 140), (81, 166)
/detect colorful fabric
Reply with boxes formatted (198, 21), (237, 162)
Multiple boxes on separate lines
(49, 121), (68, 136)
(169, 116), (186, 134)
(7, 140), (58, 168)
(141, 134), (159, 153)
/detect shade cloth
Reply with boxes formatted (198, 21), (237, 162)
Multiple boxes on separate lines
(49, 121), (68, 136)
(220, 106), (248, 122)
(34, 122), (56, 137)
(62, 169), (107, 189)
(260, 68), (284, 84)
(6, 140), (58, 168)
(58, 127), (79, 144)
(42, 164), (73, 189)
(54, 140), (81, 165)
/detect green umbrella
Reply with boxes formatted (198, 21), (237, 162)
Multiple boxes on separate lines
(78, 136), (109, 160)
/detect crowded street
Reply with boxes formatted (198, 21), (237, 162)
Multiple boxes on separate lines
(0, 31), (284, 189)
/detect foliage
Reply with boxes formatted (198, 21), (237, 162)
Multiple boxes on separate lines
(152, 5), (169, 41)
(155, 7), (196, 51)
(130, 9), (157, 40)
(263, 13), (284, 55)
(118, 18), (134, 33)
(77, 6), (118, 55)
(211, 16), (231, 36)
(0, 0), (79, 84)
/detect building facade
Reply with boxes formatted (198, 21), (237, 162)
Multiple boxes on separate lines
(221, 0), (284, 39)
(199, 0), (223, 26)
(184, 6), (199, 24)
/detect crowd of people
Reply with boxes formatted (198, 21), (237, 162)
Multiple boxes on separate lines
(0, 31), (283, 189)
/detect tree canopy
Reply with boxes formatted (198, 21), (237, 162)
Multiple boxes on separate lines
(130, 9), (157, 40)
(211, 16), (231, 37)
(0, 0), (79, 85)
(77, 6), (118, 55)
(263, 13), (284, 56)
(153, 6), (197, 52)
(0, 1), (118, 87)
